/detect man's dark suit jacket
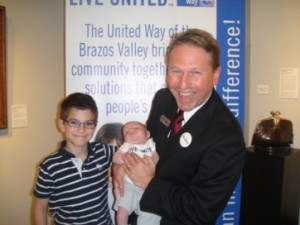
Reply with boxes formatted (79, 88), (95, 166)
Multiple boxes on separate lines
(140, 88), (245, 225)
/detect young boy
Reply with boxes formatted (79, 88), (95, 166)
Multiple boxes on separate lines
(113, 121), (161, 225)
(33, 92), (116, 225)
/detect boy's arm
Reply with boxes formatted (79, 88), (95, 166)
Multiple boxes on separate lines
(33, 197), (49, 225)
(113, 150), (125, 164)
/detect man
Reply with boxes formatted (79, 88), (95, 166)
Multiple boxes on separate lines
(116, 28), (245, 225)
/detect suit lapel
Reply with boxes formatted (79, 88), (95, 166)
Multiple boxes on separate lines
(157, 89), (220, 166)
(157, 97), (178, 139)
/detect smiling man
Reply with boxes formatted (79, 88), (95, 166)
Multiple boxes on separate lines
(115, 28), (246, 225)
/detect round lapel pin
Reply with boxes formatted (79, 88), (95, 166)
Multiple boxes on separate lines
(180, 132), (192, 148)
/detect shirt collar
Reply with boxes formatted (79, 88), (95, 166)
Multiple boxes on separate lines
(59, 140), (93, 158)
(183, 92), (212, 122)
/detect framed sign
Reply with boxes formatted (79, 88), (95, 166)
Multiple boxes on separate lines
(0, 6), (6, 129)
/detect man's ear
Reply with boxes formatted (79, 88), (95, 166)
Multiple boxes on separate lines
(213, 66), (221, 86)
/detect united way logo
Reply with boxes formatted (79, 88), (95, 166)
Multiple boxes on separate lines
(177, 0), (214, 7)
(199, 0), (214, 7)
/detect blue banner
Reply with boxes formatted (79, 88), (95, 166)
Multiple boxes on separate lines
(217, 0), (246, 128)
(216, 0), (245, 224)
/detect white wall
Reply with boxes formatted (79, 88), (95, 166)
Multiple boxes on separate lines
(0, 0), (299, 224)
(0, 0), (64, 224)
(246, 0), (300, 148)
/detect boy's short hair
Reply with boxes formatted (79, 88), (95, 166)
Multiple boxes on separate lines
(60, 92), (98, 121)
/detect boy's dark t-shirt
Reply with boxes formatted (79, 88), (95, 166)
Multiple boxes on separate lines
(34, 141), (116, 225)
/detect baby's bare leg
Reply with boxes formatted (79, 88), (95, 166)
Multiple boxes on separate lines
(116, 206), (129, 225)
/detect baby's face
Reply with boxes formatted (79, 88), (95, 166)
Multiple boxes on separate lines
(123, 121), (149, 144)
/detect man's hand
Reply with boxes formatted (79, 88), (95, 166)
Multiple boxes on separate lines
(123, 152), (156, 189)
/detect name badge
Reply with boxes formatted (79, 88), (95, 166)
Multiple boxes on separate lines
(160, 114), (171, 127)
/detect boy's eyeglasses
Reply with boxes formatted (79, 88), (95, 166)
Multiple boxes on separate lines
(64, 119), (97, 129)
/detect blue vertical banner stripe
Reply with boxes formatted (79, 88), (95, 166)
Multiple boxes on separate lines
(217, 0), (246, 128)
(216, 0), (245, 225)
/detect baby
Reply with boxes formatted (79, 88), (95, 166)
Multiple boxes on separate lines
(113, 121), (161, 225)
